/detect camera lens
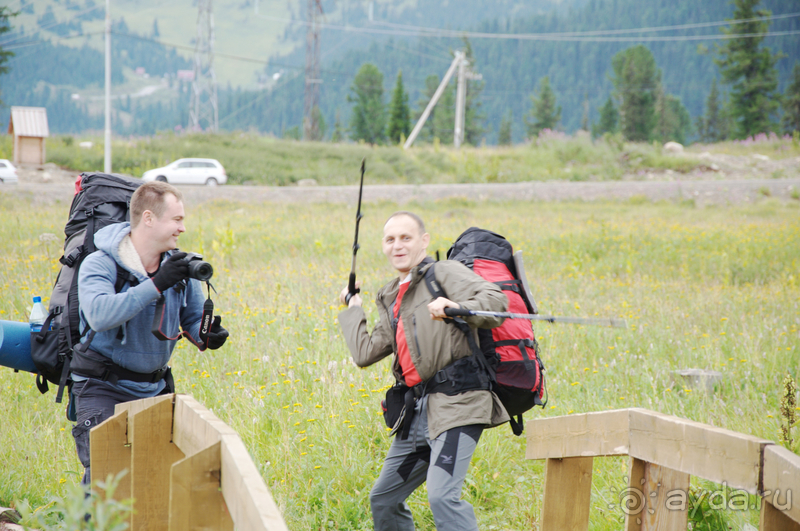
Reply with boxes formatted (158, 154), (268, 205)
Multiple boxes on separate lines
(188, 261), (214, 281)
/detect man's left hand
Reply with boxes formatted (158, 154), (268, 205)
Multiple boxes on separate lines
(428, 297), (460, 321)
(207, 316), (229, 350)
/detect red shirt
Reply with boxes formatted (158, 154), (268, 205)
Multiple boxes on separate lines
(394, 281), (422, 387)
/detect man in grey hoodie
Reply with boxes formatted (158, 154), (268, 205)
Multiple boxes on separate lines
(71, 181), (228, 485)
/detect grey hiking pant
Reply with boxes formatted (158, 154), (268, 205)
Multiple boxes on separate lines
(370, 396), (484, 531)
(71, 378), (141, 486)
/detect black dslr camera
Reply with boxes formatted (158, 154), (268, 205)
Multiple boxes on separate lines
(182, 252), (214, 281)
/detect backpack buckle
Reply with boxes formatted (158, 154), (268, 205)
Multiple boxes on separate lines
(434, 369), (448, 384)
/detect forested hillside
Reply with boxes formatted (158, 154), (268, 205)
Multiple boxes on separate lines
(255, 0), (800, 143)
(1, 0), (797, 141)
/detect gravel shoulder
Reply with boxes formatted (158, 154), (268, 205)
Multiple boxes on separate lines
(3, 155), (799, 207)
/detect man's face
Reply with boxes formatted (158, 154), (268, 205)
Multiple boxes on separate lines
(148, 194), (186, 252)
(382, 215), (430, 275)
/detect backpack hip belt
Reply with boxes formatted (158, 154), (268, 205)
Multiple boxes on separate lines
(424, 355), (490, 397)
(71, 347), (170, 386)
(390, 355), (491, 440)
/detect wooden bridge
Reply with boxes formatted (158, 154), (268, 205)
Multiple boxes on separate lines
(88, 398), (799, 530)
(526, 408), (800, 531)
(90, 393), (287, 531)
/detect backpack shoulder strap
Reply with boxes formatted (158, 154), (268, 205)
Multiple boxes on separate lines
(113, 264), (138, 340)
(114, 263), (138, 293)
(423, 262), (495, 380)
(423, 262), (445, 299)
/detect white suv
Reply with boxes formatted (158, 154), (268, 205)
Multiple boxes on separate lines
(0, 159), (19, 184)
(142, 158), (227, 186)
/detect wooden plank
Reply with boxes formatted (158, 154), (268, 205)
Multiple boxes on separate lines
(130, 397), (185, 531)
(760, 500), (800, 531)
(90, 410), (132, 503)
(115, 393), (174, 418)
(526, 409), (630, 460)
(628, 409), (769, 493)
(639, 462), (689, 531)
(173, 394), (235, 457)
(220, 433), (290, 531)
(540, 457), (593, 531)
(168, 441), (234, 531)
(761, 444), (800, 525)
(624, 458), (647, 531)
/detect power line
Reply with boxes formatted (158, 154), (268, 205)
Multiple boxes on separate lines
(0, 2), (105, 47)
(3, 31), (104, 50)
(251, 11), (800, 42)
(372, 11), (800, 38)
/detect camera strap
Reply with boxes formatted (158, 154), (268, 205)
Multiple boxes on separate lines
(152, 280), (217, 343)
(198, 281), (216, 346)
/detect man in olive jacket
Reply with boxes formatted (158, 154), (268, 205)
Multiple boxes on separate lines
(338, 211), (509, 531)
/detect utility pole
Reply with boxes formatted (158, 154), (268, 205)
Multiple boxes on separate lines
(303, 0), (323, 141)
(190, 0), (218, 132)
(454, 54), (481, 148)
(405, 51), (479, 150)
(104, 0), (111, 173)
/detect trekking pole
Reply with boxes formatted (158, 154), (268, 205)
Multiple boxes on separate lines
(443, 307), (627, 328)
(345, 158), (366, 304)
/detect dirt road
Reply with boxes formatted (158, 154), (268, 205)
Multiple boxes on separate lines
(3, 157), (799, 206)
(3, 177), (799, 207)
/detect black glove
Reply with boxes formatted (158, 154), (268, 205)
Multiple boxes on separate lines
(206, 316), (229, 350)
(152, 252), (190, 293)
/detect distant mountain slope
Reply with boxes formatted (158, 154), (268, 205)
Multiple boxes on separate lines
(1, 0), (797, 140)
(264, 0), (799, 143)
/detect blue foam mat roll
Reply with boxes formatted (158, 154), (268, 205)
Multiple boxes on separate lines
(0, 320), (37, 374)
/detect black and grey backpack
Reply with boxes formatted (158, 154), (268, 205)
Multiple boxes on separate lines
(30, 172), (142, 403)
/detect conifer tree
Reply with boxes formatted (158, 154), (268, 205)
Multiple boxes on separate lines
(594, 96), (618, 137)
(781, 62), (800, 135)
(653, 83), (678, 144)
(462, 38), (486, 145)
(581, 93), (590, 131)
(697, 78), (729, 142)
(414, 75), (441, 143)
(348, 62), (385, 144)
(714, 0), (780, 138)
(331, 109), (345, 143)
(611, 45), (659, 142)
(498, 111), (512, 145)
(525, 76), (561, 138)
(432, 85), (455, 144)
(386, 70), (410, 144)
(0, 6), (17, 106)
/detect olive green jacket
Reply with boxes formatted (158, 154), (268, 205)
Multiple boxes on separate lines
(338, 258), (510, 439)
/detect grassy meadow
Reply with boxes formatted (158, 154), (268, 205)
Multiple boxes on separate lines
(0, 132), (757, 186)
(0, 192), (798, 530)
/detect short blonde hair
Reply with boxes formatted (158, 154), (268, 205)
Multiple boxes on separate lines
(130, 181), (183, 228)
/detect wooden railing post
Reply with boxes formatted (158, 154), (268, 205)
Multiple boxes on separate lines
(624, 457), (690, 530)
(540, 456), (593, 531)
(760, 445), (800, 531)
(90, 409), (131, 503)
(169, 441), (234, 531)
(130, 396), (186, 530)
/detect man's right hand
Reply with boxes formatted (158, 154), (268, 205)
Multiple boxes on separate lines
(339, 283), (362, 307)
(152, 252), (190, 293)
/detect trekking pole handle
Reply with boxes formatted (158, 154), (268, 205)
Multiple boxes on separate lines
(345, 272), (360, 304)
(443, 307), (471, 317)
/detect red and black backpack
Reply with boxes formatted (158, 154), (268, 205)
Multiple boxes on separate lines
(425, 227), (547, 435)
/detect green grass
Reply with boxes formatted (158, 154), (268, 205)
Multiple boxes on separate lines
(0, 194), (798, 530)
(0, 132), (708, 186)
(689, 134), (800, 160)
